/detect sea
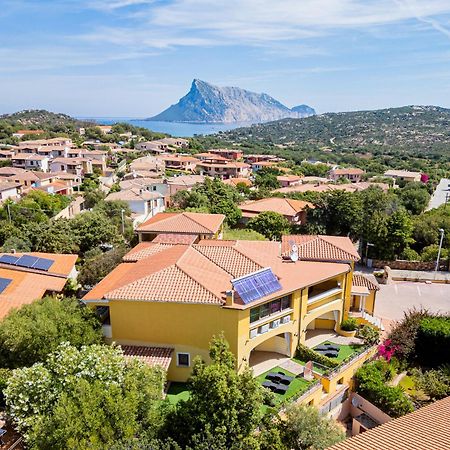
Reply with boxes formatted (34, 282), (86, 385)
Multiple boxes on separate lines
(77, 117), (254, 137)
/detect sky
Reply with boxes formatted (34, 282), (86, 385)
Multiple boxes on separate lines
(1, 0), (450, 117)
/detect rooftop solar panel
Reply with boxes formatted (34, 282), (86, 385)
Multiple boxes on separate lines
(33, 258), (54, 271)
(232, 268), (282, 304)
(15, 255), (39, 268)
(0, 277), (12, 294)
(0, 255), (19, 265)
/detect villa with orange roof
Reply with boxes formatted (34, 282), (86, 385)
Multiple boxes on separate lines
(82, 212), (383, 399)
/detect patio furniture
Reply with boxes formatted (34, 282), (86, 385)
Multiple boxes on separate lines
(274, 384), (288, 394)
(0, 428), (6, 446)
(262, 381), (278, 391)
(323, 350), (339, 358)
(266, 372), (282, 382)
(276, 372), (294, 385)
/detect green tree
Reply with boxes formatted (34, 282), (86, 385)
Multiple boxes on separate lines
(247, 211), (290, 240)
(420, 244), (449, 262)
(0, 297), (102, 368)
(5, 343), (166, 450)
(166, 335), (264, 449)
(398, 182), (430, 215)
(280, 404), (345, 450)
(33, 219), (80, 254)
(254, 167), (281, 190)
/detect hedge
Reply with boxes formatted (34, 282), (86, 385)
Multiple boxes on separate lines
(416, 316), (450, 367)
(296, 344), (340, 368)
(355, 362), (414, 418)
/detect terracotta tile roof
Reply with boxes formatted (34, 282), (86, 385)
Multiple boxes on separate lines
(240, 198), (313, 218)
(105, 188), (162, 202)
(353, 272), (380, 291)
(122, 242), (174, 262)
(223, 178), (252, 187)
(276, 175), (302, 182)
(281, 235), (360, 262)
(384, 169), (421, 178)
(327, 396), (450, 450)
(137, 212), (225, 235)
(83, 240), (350, 309)
(153, 233), (197, 245)
(330, 168), (365, 175)
(121, 345), (174, 370)
(0, 252), (77, 320)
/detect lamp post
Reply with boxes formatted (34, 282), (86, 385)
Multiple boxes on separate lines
(121, 209), (125, 235)
(365, 242), (374, 266)
(435, 228), (445, 273)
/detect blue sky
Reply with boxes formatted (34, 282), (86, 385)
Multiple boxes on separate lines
(1, 0), (450, 117)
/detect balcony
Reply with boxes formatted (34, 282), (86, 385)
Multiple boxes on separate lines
(249, 309), (293, 339)
(307, 287), (342, 306)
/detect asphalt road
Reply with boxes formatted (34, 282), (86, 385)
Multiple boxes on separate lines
(374, 281), (450, 322)
(426, 178), (450, 210)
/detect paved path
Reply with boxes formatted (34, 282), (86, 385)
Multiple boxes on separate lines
(426, 178), (450, 210)
(374, 281), (450, 322)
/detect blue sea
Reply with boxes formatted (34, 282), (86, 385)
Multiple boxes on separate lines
(78, 117), (254, 137)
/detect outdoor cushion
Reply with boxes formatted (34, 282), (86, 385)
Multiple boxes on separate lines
(274, 384), (288, 394)
(262, 381), (278, 391)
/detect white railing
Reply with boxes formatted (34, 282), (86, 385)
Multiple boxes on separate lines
(362, 311), (384, 330)
(102, 324), (112, 338)
(307, 287), (342, 305)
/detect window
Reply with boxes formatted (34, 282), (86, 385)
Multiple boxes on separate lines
(250, 307), (260, 323)
(177, 353), (190, 367)
(270, 299), (281, 314)
(249, 295), (291, 324)
(281, 296), (290, 310)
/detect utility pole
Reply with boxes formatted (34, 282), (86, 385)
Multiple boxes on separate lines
(435, 228), (445, 273)
(365, 242), (374, 266)
(6, 203), (11, 223)
(121, 209), (125, 235)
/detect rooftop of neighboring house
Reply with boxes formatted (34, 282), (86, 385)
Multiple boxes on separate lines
(119, 177), (165, 190)
(157, 155), (199, 163)
(194, 152), (230, 160)
(251, 161), (277, 167)
(274, 184), (359, 194)
(105, 188), (163, 202)
(353, 272), (380, 291)
(12, 153), (48, 160)
(157, 137), (189, 146)
(166, 174), (205, 187)
(330, 168), (365, 175)
(0, 181), (21, 191)
(384, 169), (422, 177)
(281, 235), (360, 262)
(0, 170), (40, 183)
(327, 396), (450, 450)
(121, 345), (174, 370)
(0, 252), (77, 320)
(137, 211), (225, 235)
(18, 137), (72, 147)
(123, 170), (164, 180)
(15, 129), (44, 135)
(51, 157), (86, 164)
(239, 197), (314, 218)
(33, 181), (71, 193)
(223, 177), (252, 187)
(196, 160), (249, 169)
(83, 239), (350, 309)
(0, 167), (28, 176)
(276, 175), (303, 183)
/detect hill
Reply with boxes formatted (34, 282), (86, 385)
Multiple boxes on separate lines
(0, 109), (92, 128)
(219, 105), (450, 153)
(147, 79), (315, 123)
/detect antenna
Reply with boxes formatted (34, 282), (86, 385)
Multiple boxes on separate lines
(290, 243), (299, 262)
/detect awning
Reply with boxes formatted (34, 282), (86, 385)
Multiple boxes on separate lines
(121, 345), (174, 371)
(351, 285), (369, 297)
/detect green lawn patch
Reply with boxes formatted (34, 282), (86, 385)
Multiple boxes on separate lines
(315, 341), (363, 362)
(399, 375), (417, 395)
(166, 382), (190, 405)
(256, 366), (311, 406)
(223, 228), (267, 241)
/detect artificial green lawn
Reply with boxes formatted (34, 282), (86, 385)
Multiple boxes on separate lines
(166, 382), (191, 404)
(315, 341), (363, 362)
(256, 367), (311, 405)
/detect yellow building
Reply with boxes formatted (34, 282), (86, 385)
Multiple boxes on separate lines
(82, 230), (385, 386)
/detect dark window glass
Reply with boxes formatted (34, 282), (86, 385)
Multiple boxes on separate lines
(271, 299), (281, 314)
(250, 307), (260, 323)
(260, 303), (270, 318)
(178, 353), (190, 367)
(281, 296), (290, 310)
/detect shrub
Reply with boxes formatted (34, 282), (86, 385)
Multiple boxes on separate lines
(0, 368), (11, 406)
(296, 344), (340, 368)
(355, 362), (414, 418)
(340, 318), (357, 331)
(412, 367), (450, 400)
(357, 325), (380, 346)
(416, 316), (450, 367)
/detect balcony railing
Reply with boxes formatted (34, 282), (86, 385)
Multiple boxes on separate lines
(249, 311), (292, 339)
(307, 287), (342, 305)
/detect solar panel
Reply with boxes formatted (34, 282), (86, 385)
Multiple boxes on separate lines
(15, 255), (39, 268)
(0, 277), (12, 294)
(232, 268), (282, 304)
(33, 258), (54, 271)
(0, 255), (19, 265)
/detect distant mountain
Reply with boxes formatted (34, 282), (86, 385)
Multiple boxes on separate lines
(291, 104), (316, 116)
(0, 109), (93, 128)
(147, 79), (315, 123)
(219, 105), (450, 153)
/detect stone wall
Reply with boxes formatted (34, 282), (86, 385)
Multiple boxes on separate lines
(372, 259), (449, 271)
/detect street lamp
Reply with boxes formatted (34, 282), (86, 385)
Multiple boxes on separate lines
(121, 209), (125, 235)
(365, 242), (374, 265)
(435, 228), (445, 272)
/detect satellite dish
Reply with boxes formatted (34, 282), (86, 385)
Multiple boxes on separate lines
(290, 244), (299, 262)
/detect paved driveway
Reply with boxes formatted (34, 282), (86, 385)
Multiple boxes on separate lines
(374, 281), (450, 322)
(426, 178), (450, 210)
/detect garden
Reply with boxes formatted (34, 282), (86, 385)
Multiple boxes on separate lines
(354, 310), (450, 418)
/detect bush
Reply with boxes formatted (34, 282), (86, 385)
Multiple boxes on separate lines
(296, 344), (340, 368)
(340, 318), (357, 331)
(416, 316), (450, 367)
(357, 325), (380, 346)
(400, 247), (420, 261)
(355, 362), (414, 418)
(0, 368), (11, 406)
(412, 366), (450, 400)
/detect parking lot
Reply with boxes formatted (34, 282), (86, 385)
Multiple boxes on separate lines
(374, 281), (450, 323)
